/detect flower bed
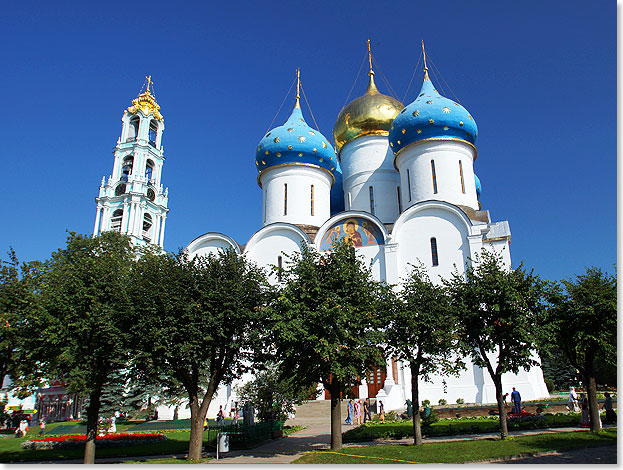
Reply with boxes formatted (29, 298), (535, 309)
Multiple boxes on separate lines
(21, 433), (167, 450)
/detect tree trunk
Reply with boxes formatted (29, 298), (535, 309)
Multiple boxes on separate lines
(410, 361), (422, 445)
(584, 372), (601, 431)
(329, 381), (342, 450)
(83, 389), (101, 464)
(493, 376), (508, 439)
(187, 397), (205, 461)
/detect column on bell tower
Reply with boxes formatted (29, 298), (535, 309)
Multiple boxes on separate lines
(93, 76), (170, 247)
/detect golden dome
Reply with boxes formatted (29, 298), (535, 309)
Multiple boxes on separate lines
(333, 72), (403, 155)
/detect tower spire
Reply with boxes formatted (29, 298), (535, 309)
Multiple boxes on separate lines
(367, 38), (374, 76)
(145, 75), (153, 94)
(365, 39), (379, 94)
(295, 68), (301, 108)
(421, 40), (430, 81)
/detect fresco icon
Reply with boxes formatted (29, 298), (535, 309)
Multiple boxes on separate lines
(320, 217), (384, 251)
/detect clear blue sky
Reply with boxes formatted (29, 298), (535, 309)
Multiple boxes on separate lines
(0, 0), (616, 283)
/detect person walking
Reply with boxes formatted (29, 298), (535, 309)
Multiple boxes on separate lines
(363, 400), (370, 423)
(216, 405), (225, 427)
(39, 419), (46, 436)
(345, 400), (353, 425)
(579, 393), (590, 427)
(379, 400), (385, 422)
(602, 392), (616, 424)
(353, 400), (360, 425)
(568, 387), (578, 412)
(510, 387), (521, 414)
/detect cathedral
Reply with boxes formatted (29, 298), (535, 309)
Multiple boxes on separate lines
(93, 45), (549, 419)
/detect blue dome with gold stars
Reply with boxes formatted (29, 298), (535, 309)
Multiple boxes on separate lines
(256, 103), (336, 186)
(389, 72), (477, 157)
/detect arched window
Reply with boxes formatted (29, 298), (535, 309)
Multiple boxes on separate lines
(149, 122), (158, 148)
(283, 184), (288, 216)
(115, 183), (126, 196)
(111, 209), (123, 232)
(143, 213), (153, 242)
(121, 156), (133, 182)
(369, 186), (375, 215)
(431, 160), (438, 194)
(430, 237), (439, 266)
(145, 159), (154, 182)
(128, 117), (139, 142)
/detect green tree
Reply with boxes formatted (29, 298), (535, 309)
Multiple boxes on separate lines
(236, 363), (311, 423)
(130, 248), (270, 461)
(445, 250), (548, 439)
(0, 249), (41, 393)
(15, 232), (136, 464)
(384, 265), (463, 445)
(270, 240), (385, 450)
(543, 267), (616, 431)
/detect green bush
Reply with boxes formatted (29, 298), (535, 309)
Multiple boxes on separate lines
(438, 399), (447, 406)
(422, 400), (431, 407)
(544, 378), (554, 393)
(456, 398), (465, 405)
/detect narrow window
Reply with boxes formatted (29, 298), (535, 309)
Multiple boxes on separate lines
(128, 118), (139, 142)
(369, 186), (375, 215)
(347, 192), (352, 210)
(143, 213), (153, 242)
(277, 255), (283, 282)
(145, 159), (154, 182)
(283, 183), (288, 216)
(397, 186), (402, 213)
(459, 160), (465, 194)
(310, 185), (314, 216)
(431, 160), (438, 194)
(430, 237), (439, 266)
(122, 156), (134, 181)
(407, 169), (412, 201)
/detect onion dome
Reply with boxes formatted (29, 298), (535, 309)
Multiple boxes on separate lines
(475, 174), (482, 199)
(256, 99), (336, 187)
(389, 69), (477, 158)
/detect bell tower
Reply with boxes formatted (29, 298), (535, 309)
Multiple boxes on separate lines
(93, 76), (169, 247)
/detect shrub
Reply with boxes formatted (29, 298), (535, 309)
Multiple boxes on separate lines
(421, 410), (439, 428)
(438, 399), (447, 406)
(422, 399), (430, 407)
(544, 378), (554, 393)
(456, 398), (464, 405)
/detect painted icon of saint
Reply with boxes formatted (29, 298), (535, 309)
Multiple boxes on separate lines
(343, 219), (363, 247)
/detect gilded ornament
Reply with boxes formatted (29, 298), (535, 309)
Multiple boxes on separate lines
(417, 129), (422, 133)
(257, 146), (261, 151)
(313, 148), (317, 153)
(429, 119), (434, 124)
(426, 100), (433, 104)
(443, 126), (449, 131)
(288, 145), (293, 150)
(299, 136), (306, 142)
(390, 142), (394, 147)
(261, 160), (265, 165)
(309, 131), (315, 135)
(412, 110), (419, 117)
(442, 107), (451, 113)
(319, 158), (323, 162)
(288, 128), (294, 132)
(298, 152), (303, 157)
(459, 121), (464, 126)
(397, 140), (401, 145)
(274, 137), (280, 143)
(468, 115), (472, 120)
(127, 90), (163, 121)
(401, 129), (406, 134)
(322, 142), (327, 148)
(265, 150), (269, 155)
(276, 152), (281, 157)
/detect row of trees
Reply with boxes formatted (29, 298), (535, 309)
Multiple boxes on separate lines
(0, 232), (616, 461)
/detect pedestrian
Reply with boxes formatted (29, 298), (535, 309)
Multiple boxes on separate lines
(357, 400), (363, 425)
(567, 387), (578, 413)
(363, 400), (369, 423)
(109, 415), (117, 433)
(405, 399), (413, 419)
(39, 419), (46, 436)
(353, 400), (360, 425)
(579, 394), (590, 427)
(345, 400), (353, 425)
(511, 387), (521, 414)
(379, 400), (385, 422)
(233, 407), (240, 426)
(217, 405), (225, 427)
(365, 399), (372, 422)
(203, 417), (208, 431)
(602, 392), (616, 424)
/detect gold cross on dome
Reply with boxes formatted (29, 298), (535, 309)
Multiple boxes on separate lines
(146, 75), (153, 93)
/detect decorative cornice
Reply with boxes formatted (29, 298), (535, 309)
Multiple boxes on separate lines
(127, 91), (163, 121)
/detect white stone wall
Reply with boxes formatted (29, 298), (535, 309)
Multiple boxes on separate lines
(340, 135), (401, 223)
(396, 140), (478, 211)
(260, 166), (332, 227)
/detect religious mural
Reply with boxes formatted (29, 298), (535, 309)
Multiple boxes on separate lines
(320, 217), (384, 251)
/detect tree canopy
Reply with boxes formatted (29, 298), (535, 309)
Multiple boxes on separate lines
(270, 240), (385, 450)
(445, 250), (548, 439)
(130, 247), (270, 460)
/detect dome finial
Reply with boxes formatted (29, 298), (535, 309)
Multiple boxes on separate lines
(366, 39), (379, 94)
(421, 40), (430, 81)
(295, 68), (301, 109)
(145, 75), (153, 94)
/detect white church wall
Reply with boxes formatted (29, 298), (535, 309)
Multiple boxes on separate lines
(340, 135), (400, 223)
(260, 166), (332, 227)
(393, 203), (471, 283)
(396, 140), (478, 211)
(186, 233), (240, 259)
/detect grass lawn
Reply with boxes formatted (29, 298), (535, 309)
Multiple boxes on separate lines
(293, 429), (617, 464)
